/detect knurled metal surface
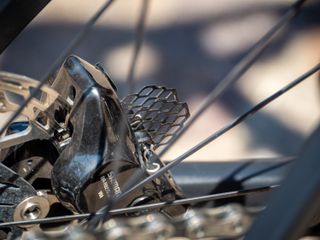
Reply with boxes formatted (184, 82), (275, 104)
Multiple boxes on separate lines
(121, 85), (190, 148)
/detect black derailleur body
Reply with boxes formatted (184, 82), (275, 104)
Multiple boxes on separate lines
(49, 56), (186, 216)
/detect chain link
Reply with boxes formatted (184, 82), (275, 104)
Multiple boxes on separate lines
(22, 204), (251, 240)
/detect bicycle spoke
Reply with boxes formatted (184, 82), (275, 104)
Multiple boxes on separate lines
(159, 0), (307, 157)
(240, 158), (292, 182)
(0, 185), (277, 228)
(45, 0), (114, 83)
(110, 184), (277, 214)
(0, 0), (114, 137)
(114, 63), (319, 206)
(127, 0), (150, 94)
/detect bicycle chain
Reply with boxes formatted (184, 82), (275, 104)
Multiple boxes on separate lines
(22, 204), (251, 240)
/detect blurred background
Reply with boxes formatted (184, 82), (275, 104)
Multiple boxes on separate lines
(0, 0), (319, 161)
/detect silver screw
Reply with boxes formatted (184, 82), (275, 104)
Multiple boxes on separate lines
(22, 205), (41, 220)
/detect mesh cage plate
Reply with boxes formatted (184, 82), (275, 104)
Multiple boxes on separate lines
(121, 86), (190, 148)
